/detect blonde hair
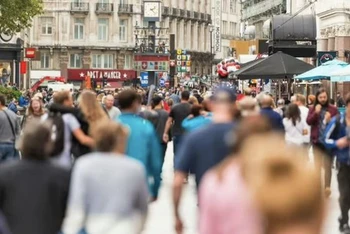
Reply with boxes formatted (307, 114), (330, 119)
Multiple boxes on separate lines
(241, 134), (324, 234)
(27, 97), (45, 117)
(189, 96), (199, 105)
(79, 90), (108, 127)
(96, 93), (105, 103)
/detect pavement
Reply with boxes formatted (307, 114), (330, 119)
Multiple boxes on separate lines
(143, 143), (342, 234)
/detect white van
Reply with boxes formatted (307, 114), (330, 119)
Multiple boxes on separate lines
(47, 82), (74, 92)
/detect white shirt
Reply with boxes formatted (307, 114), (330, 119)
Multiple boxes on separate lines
(283, 118), (308, 145)
(299, 105), (311, 143)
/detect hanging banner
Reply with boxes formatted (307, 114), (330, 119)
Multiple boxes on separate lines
(214, 0), (222, 52)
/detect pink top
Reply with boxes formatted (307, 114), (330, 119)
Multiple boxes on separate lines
(199, 163), (263, 234)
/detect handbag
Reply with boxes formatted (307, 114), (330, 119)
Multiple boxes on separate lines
(3, 110), (18, 157)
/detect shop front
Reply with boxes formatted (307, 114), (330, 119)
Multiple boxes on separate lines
(67, 69), (137, 89)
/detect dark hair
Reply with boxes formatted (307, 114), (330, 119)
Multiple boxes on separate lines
(191, 104), (203, 117)
(0, 94), (6, 106)
(329, 98), (335, 105)
(315, 88), (328, 107)
(18, 120), (53, 160)
(286, 104), (301, 126)
(181, 91), (190, 101)
(53, 91), (70, 105)
(118, 90), (139, 110)
(152, 96), (163, 109)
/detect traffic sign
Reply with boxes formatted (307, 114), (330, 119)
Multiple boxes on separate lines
(141, 62), (148, 70)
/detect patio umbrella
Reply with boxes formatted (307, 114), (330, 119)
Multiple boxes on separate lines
(330, 64), (350, 82)
(295, 59), (348, 81)
(234, 51), (314, 79)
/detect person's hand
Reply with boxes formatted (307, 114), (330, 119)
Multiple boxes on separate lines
(302, 129), (308, 136)
(187, 114), (194, 119)
(163, 133), (169, 143)
(175, 216), (183, 234)
(336, 137), (349, 149)
(315, 104), (322, 114)
(324, 112), (331, 123)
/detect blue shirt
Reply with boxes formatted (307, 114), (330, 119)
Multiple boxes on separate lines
(115, 113), (162, 197)
(182, 115), (212, 132)
(261, 107), (284, 131)
(175, 122), (235, 187)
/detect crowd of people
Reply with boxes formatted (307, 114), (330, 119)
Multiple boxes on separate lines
(0, 84), (349, 234)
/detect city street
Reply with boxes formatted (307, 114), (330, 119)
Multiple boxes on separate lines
(144, 143), (342, 234)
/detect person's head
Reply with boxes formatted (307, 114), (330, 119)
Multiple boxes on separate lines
(167, 98), (174, 107)
(329, 98), (335, 106)
(286, 103), (301, 126)
(191, 104), (203, 117)
(238, 96), (259, 117)
(201, 99), (212, 112)
(90, 120), (128, 154)
(337, 92), (341, 97)
(28, 97), (44, 116)
(210, 87), (237, 118)
(296, 94), (306, 107)
(241, 134), (324, 234)
(17, 120), (53, 160)
(0, 94), (6, 108)
(152, 95), (163, 109)
(104, 94), (115, 109)
(189, 96), (199, 105)
(79, 90), (107, 125)
(181, 90), (190, 101)
(118, 89), (141, 113)
(315, 88), (328, 107)
(277, 98), (285, 107)
(260, 94), (274, 108)
(244, 88), (252, 96)
(53, 91), (73, 107)
(308, 94), (316, 106)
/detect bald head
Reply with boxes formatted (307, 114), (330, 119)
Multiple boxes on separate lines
(105, 94), (115, 109)
(260, 94), (273, 108)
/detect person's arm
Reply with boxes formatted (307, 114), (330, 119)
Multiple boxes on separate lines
(306, 107), (319, 126)
(134, 166), (149, 233)
(324, 117), (339, 149)
(62, 163), (87, 234)
(163, 116), (173, 142)
(67, 114), (94, 147)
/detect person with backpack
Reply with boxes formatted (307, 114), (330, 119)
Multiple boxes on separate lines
(41, 91), (94, 168)
(324, 93), (350, 233)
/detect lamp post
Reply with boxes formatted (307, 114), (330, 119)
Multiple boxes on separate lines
(209, 24), (215, 87)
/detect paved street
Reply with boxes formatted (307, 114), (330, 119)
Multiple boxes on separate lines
(144, 143), (343, 234)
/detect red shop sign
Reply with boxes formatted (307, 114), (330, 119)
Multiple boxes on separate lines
(67, 69), (137, 81)
(25, 48), (36, 59)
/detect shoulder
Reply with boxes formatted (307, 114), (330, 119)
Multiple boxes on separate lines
(328, 105), (338, 114)
(3, 109), (17, 118)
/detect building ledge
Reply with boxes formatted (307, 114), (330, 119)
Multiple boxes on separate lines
(317, 8), (350, 19)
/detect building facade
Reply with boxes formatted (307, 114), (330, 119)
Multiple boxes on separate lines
(27, 0), (240, 87)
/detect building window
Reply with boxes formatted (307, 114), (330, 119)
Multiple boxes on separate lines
(70, 54), (83, 68)
(74, 18), (84, 40)
(41, 17), (53, 35)
(40, 52), (50, 69)
(223, 21), (228, 35)
(98, 18), (109, 41)
(124, 54), (132, 69)
(230, 0), (236, 13)
(92, 54), (114, 69)
(119, 19), (127, 42)
(223, 0), (228, 13)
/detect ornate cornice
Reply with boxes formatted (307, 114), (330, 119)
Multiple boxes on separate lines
(320, 24), (350, 38)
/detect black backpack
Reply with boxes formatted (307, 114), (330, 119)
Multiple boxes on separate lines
(47, 112), (65, 157)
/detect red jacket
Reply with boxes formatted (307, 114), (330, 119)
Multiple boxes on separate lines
(306, 105), (338, 144)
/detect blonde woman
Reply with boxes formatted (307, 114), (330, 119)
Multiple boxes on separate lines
(21, 97), (46, 128)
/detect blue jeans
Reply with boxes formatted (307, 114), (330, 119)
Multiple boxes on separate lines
(0, 143), (18, 163)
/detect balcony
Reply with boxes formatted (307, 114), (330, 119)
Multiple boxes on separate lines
(70, 2), (89, 14)
(118, 4), (133, 15)
(96, 3), (114, 14)
(200, 13), (206, 21)
(172, 8), (180, 17)
(206, 14), (212, 23)
(180, 9), (186, 18)
(162, 6), (170, 16)
(186, 10), (191, 18)
(242, 0), (285, 21)
(194, 12), (199, 20)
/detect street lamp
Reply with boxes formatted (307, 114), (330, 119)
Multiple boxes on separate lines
(209, 24), (215, 86)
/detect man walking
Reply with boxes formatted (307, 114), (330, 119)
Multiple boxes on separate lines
(104, 94), (121, 119)
(0, 94), (20, 162)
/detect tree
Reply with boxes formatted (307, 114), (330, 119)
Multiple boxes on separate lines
(0, 0), (43, 35)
